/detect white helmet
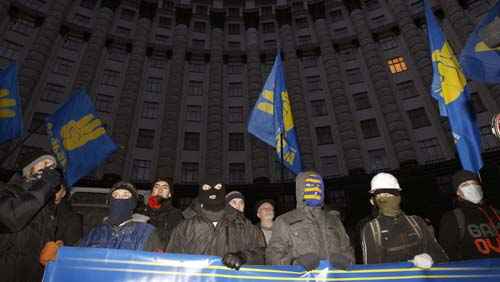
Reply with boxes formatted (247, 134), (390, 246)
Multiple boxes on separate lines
(370, 172), (402, 194)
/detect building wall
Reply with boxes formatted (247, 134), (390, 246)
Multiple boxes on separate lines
(1, 0), (499, 186)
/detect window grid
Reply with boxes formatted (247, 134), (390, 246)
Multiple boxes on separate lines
(229, 163), (245, 184)
(181, 162), (199, 183)
(184, 132), (200, 151)
(95, 94), (113, 113)
(388, 57), (408, 74)
(131, 159), (151, 182)
(142, 101), (159, 119)
(229, 133), (245, 151)
(407, 108), (431, 129)
(136, 129), (155, 149)
(316, 126), (334, 145)
(361, 119), (380, 139)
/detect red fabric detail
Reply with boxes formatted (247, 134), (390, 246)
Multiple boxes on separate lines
(148, 196), (161, 209)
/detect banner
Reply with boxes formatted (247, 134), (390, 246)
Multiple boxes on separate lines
(44, 247), (500, 282)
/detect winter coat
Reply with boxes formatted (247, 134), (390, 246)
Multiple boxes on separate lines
(265, 176), (354, 266)
(78, 218), (162, 252)
(167, 206), (266, 264)
(439, 201), (500, 260)
(0, 171), (80, 282)
(362, 213), (448, 264)
(144, 200), (184, 249)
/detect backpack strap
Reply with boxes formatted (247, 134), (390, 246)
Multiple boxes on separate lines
(363, 218), (382, 264)
(453, 209), (466, 242)
(405, 215), (423, 240)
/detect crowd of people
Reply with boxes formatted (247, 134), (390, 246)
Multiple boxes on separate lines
(0, 149), (499, 281)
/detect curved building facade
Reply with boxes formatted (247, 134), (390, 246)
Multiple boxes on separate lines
(1, 0), (499, 186)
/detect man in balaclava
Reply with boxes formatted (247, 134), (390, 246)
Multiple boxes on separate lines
(0, 149), (63, 281)
(439, 170), (499, 260)
(266, 171), (354, 271)
(78, 181), (162, 251)
(167, 179), (265, 269)
(141, 179), (184, 249)
(361, 172), (448, 267)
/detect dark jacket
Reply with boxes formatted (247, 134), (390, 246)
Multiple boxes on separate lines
(439, 201), (500, 260)
(182, 197), (201, 219)
(266, 175), (354, 266)
(144, 200), (184, 249)
(78, 218), (162, 252)
(167, 206), (266, 264)
(0, 170), (69, 282)
(362, 214), (448, 264)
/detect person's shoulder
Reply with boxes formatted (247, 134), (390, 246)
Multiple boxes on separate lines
(275, 209), (302, 225)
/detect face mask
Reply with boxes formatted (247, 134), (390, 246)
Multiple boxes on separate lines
(375, 194), (401, 217)
(303, 174), (324, 207)
(459, 184), (483, 204)
(199, 183), (226, 211)
(109, 198), (136, 225)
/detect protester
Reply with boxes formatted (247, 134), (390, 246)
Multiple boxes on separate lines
(143, 179), (183, 249)
(0, 151), (64, 281)
(256, 199), (275, 246)
(439, 170), (500, 260)
(361, 173), (448, 267)
(78, 181), (162, 251)
(226, 190), (245, 213)
(167, 179), (265, 269)
(266, 171), (354, 271)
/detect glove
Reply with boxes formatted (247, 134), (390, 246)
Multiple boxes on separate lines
(222, 252), (247, 270)
(293, 253), (320, 271)
(411, 253), (433, 269)
(329, 253), (352, 270)
(40, 240), (63, 266)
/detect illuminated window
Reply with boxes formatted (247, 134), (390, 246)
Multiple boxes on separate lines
(387, 57), (408, 74)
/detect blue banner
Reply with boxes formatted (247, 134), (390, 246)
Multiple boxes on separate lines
(459, 2), (500, 83)
(0, 64), (23, 144)
(46, 88), (117, 186)
(44, 247), (500, 282)
(247, 52), (302, 175)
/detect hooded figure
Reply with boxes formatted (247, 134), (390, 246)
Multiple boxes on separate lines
(361, 173), (448, 267)
(78, 181), (162, 251)
(266, 171), (354, 271)
(167, 179), (265, 269)
(0, 150), (63, 281)
(142, 180), (183, 249)
(439, 170), (500, 260)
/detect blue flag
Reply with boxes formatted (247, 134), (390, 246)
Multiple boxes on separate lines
(425, 0), (483, 174)
(47, 89), (117, 186)
(0, 64), (23, 144)
(248, 53), (302, 174)
(460, 2), (500, 83)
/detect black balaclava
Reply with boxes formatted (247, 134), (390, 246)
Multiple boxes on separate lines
(108, 182), (138, 225)
(198, 177), (226, 212)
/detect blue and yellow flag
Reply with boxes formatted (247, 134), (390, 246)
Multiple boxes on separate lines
(47, 88), (117, 186)
(0, 64), (23, 144)
(248, 53), (302, 174)
(425, 0), (483, 174)
(460, 2), (500, 83)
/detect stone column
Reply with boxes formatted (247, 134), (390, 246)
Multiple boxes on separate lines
(18, 0), (72, 110)
(350, 7), (416, 164)
(276, 8), (314, 170)
(244, 12), (270, 181)
(309, 2), (364, 173)
(107, 2), (152, 175)
(157, 8), (191, 180)
(204, 11), (225, 181)
(72, 0), (119, 93)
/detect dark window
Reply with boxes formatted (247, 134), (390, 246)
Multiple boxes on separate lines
(194, 21), (206, 33)
(95, 94), (113, 113)
(297, 35), (311, 45)
(418, 138), (444, 163)
(295, 17), (308, 29)
(10, 16), (36, 36)
(316, 126), (334, 145)
(227, 64), (243, 74)
(30, 112), (48, 135)
(396, 80), (418, 99)
(150, 51), (166, 69)
(407, 108), (431, 129)
(186, 105), (202, 122)
(228, 41), (240, 49)
(228, 82), (243, 97)
(181, 162), (199, 183)
(302, 56), (318, 68)
(263, 40), (276, 49)
(229, 133), (245, 151)
(306, 75), (322, 91)
(0, 40), (22, 62)
(120, 8), (136, 21)
(116, 26), (131, 36)
(144, 77), (161, 95)
(62, 34), (83, 52)
(379, 34), (398, 50)
(368, 148), (387, 172)
(262, 22), (275, 33)
(262, 6), (272, 17)
(311, 99), (328, 117)
(361, 119), (380, 139)
(196, 5), (208, 15)
(229, 163), (245, 183)
(228, 24), (240, 34)
(136, 129), (155, 149)
(364, 0), (380, 11)
(470, 92), (486, 113)
(42, 83), (65, 103)
(80, 0), (97, 9)
(189, 80), (203, 96)
(52, 57), (74, 76)
(228, 106), (243, 123)
(192, 39), (205, 49)
(339, 46), (357, 61)
(330, 9), (343, 23)
(353, 92), (371, 110)
(228, 8), (239, 17)
(346, 68), (363, 84)
(158, 17), (172, 28)
(184, 132), (200, 151)
(107, 44), (128, 62)
(131, 159), (151, 182)
(142, 101), (159, 119)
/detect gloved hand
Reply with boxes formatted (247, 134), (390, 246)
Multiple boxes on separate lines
(293, 253), (320, 271)
(329, 253), (352, 270)
(222, 252), (247, 270)
(40, 240), (63, 266)
(411, 253), (434, 269)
